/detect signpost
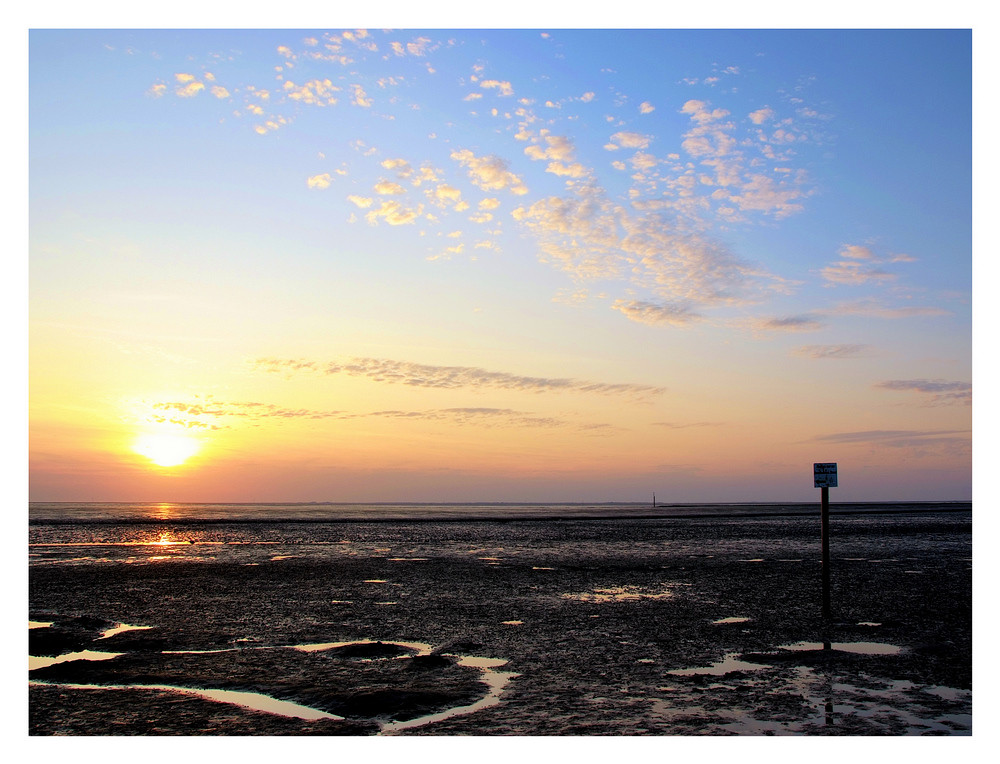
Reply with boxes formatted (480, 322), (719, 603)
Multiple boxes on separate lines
(814, 463), (837, 619)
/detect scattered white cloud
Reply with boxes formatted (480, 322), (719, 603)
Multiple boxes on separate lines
(608, 131), (651, 149)
(451, 149), (529, 195)
(307, 173), (333, 189)
(347, 195), (374, 208)
(374, 180), (406, 195)
(365, 200), (423, 225)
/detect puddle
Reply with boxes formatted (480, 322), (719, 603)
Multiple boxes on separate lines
(29, 680), (342, 721)
(99, 623), (153, 640)
(30, 650), (124, 670)
(712, 617), (751, 625)
(655, 661), (970, 734)
(560, 585), (673, 603)
(380, 656), (519, 735)
(502, 620), (523, 626)
(29, 621), (54, 629)
(667, 653), (771, 676)
(291, 639), (432, 656)
(31, 633), (517, 733)
(779, 641), (903, 656)
(532, 566), (555, 571)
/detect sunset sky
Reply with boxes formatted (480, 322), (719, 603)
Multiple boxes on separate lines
(28, 27), (973, 503)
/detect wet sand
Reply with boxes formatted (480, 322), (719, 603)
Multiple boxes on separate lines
(28, 510), (972, 735)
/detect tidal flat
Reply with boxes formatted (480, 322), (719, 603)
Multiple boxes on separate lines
(28, 507), (972, 735)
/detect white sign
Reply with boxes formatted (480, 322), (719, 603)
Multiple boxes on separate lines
(814, 462), (838, 488)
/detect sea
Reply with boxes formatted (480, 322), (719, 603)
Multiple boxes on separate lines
(28, 500), (971, 567)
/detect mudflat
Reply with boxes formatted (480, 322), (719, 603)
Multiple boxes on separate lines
(28, 509), (972, 735)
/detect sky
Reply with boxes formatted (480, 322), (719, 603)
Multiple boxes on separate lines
(27, 26), (973, 503)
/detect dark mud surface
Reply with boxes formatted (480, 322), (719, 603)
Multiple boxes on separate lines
(28, 511), (972, 735)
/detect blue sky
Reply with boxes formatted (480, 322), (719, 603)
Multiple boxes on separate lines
(26, 24), (976, 502)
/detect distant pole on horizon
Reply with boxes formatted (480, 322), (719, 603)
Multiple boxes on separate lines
(813, 463), (838, 620)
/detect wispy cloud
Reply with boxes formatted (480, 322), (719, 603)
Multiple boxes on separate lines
(252, 357), (664, 399)
(146, 398), (607, 431)
(611, 300), (702, 327)
(652, 421), (722, 429)
(149, 400), (343, 429)
(791, 344), (874, 359)
(821, 244), (915, 286)
(875, 379), (971, 406)
(811, 428), (971, 455)
(827, 299), (950, 319)
(749, 315), (824, 333)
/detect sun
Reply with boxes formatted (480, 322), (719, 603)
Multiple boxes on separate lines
(132, 432), (201, 467)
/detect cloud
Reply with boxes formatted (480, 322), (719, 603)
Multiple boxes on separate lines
(828, 299), (950, 319)
(524, 134), (576, 162)
(839, 244), (875, 260)
(611, 300), (702, 327)
(451, 149), (529, 195)
(147, 399), (586, 430)
(748, 107), (774, 124)
(357, 407), (566, 428)
(652, 421), (722, 429)
(791, 344), (874, 359)
(676, 99), (809, 220)
(252, 356), (665, 399)
(639, 102), (655, 114)
(307, 173), (333, 190)
(174, 75), (205, 97)
(283, 78), (339, 106)
(350, 83), (372, 107)
(752, 315), (824, 332)
(514, 182), (788, 312)
(480, 79), (514, 96)
(365, 200), (422, 225)
(811, 428), (971, 455)
(821, 244), (914, 286)
(608, 131), (651, 149)
(821, 261), (896, 286)
(374, 180), (406, 195)
(875, 379), (971, 406)
(150, 399), (342, 428)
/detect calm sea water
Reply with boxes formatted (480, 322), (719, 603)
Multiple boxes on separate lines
(28, 501), (971, 568)
(27, 500), (970, 524)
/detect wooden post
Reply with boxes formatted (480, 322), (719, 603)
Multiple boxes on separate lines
(821, 485), (831, 619)
(813, 462), (837, 620)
